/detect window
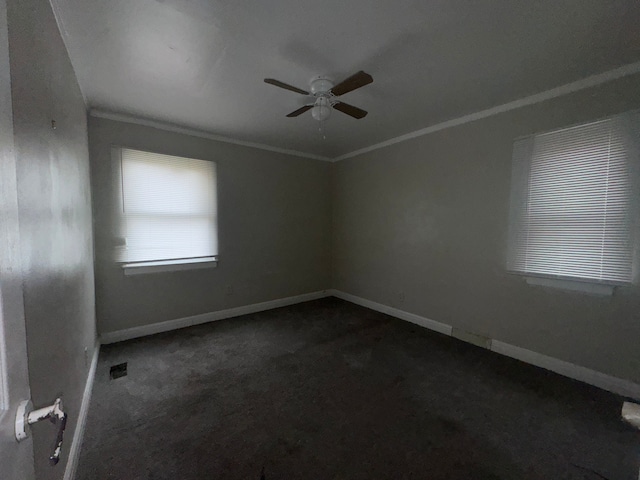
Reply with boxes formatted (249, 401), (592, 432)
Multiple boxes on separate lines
(507, 112), (638, 287)
(114, 148), (217, 274)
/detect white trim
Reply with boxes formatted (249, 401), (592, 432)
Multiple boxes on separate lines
(524, 276), (615, 296)
(90, 62), (640, 164)
(333, 61), (640, 162)
(330, 289), (640, 400)
(100, 290), (330, 344)
(89, 110), (332, 163)
(0, 301), (8, 411)
(490, 340), (640, 400)
(63, 341), (100, 480)
(328, 289), (452, 336)
(123, 258), (218, 276)
(47, 0), (88, 106)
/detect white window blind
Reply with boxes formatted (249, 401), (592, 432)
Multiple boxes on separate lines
(507, 113), (637, 284)
(115, 148), (217, 264)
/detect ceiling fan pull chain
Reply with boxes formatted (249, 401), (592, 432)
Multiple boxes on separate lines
(319, 119), (327, 140)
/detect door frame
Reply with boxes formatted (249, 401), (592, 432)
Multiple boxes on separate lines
(0, 0), (35, 477)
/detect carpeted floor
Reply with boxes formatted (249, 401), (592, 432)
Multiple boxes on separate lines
(76, 297), (639, 479)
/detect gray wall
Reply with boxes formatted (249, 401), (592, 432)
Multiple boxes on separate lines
(333, 74), (640, 384)
(89, 117), (332, 335)
(6, 0), (97, 478)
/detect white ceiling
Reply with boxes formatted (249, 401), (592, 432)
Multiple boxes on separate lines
(52, 0), (640, 158)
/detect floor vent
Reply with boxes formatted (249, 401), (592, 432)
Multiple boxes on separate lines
(110, 362), (128, 379)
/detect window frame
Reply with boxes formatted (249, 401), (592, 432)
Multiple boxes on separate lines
(111, 145), (219, 275)
(506, 111), (640, 293)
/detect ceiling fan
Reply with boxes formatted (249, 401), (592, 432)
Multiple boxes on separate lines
(264, 71), (373, 121)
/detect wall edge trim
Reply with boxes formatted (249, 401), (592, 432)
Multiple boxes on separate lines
(333, 60), (640, 162)
(490, 340), (640, 400)
(328, 289), (452, 336)
(47, 0), (88, 106)
(99, 290), (331, 344)
(89, 109), (332, 162)
(329, 289), (640, 400)
(63, 340), (100, 480)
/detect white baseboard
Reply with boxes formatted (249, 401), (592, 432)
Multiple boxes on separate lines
(64, 341), (100, 480)
(100, 290), (330, 344)
(491, 341), (640, 400)
(98, 287), (640, 399)
(329, 289), (640, 400)
(328, 289), (452, 336)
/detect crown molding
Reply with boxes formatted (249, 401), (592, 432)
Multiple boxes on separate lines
(90, 61), (640, 164)
(333, 61), (640, 162)
(88, 109), (333, 162)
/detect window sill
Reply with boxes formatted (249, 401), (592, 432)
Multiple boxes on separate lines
(524, 276), (615, 296)
(122, 257), (218, 276)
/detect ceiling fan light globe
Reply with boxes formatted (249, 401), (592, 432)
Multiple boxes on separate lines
(311, 104), (331, 121)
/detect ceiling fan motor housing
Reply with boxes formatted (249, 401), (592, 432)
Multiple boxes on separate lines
(310, 77), (334, 96)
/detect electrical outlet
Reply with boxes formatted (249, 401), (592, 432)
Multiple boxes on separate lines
(397, 291), (406, 303)
(225, 285), (234, 296)
(84, 347), (89, 368)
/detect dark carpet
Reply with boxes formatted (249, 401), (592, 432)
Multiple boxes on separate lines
(76, 297), (639, 479)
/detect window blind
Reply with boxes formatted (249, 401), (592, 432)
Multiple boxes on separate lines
(507, 114), (637, 284)
(115, 148), (217, 264)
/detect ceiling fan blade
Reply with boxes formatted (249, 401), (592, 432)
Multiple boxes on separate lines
(264, 78), (309, 95)
(330, 71), (373, 96)
(332, 101), (368, 119)
(286, 105), (313, 117)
